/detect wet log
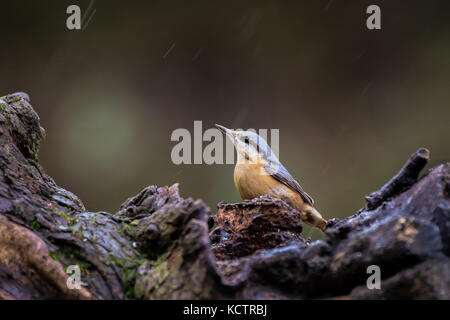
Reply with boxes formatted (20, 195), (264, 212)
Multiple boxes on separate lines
(0, 92), (448, 299)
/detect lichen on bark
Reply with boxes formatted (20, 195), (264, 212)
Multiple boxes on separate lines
(0, 92), (448, 300)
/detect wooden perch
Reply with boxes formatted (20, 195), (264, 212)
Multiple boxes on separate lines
(0, 92), (449, 300)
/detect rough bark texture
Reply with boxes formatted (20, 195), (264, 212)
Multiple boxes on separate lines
(0, 92), (449, 300)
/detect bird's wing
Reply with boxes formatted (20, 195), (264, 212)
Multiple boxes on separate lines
(264, 161), (314, 205)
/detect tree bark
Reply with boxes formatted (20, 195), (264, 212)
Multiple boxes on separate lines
(0, 92), (448, 299)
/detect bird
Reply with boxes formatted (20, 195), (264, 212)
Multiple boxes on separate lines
(216, 124), (327, 231)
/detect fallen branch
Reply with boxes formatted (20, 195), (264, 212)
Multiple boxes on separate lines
(365, 148), (430, 210)
(0, 92), (448, 299)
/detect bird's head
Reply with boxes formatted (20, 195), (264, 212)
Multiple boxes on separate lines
(215, 124), (277, 164)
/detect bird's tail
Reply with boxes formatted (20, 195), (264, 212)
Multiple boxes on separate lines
(303, 205), (327, 231)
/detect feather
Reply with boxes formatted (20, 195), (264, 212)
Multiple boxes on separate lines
(264, 161), (314, 205)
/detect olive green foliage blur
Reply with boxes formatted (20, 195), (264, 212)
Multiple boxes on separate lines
(1, 1), (449, 239)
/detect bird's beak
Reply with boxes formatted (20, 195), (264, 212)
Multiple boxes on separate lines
(215, 124), (234, 140)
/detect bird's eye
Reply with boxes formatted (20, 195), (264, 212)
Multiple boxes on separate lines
(244, 137), (249, 144)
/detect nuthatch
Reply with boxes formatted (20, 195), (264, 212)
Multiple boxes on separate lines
(216, 124), (327, 231)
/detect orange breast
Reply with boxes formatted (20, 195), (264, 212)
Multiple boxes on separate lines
(233, 160), (305, 211)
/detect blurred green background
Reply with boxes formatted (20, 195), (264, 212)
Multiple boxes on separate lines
(1, 1), (449, 237)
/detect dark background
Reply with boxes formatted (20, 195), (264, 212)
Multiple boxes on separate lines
(1, 1), (449, 237)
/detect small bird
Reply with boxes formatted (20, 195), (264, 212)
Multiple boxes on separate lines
(216, 124), (327, 231)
